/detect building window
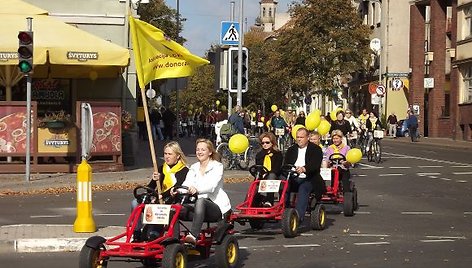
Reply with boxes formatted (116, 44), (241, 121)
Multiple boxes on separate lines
(263, 7), (266, 17)
(466, 6), (472, 38)
(269, 8), (272, 17)
(463, 65), (472, 103)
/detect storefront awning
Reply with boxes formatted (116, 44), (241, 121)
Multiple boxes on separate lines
(0, 0), (48, 15)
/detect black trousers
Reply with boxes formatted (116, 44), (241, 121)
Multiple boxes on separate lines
(181, 198), (222, 237)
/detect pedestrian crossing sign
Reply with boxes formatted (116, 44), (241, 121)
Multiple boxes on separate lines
(221, 21), (240, 45)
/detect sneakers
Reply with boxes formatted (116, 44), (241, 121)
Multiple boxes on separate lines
(184, 234), (197, 245)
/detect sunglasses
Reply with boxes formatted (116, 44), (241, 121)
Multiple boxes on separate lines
(261, 141), (271, 145)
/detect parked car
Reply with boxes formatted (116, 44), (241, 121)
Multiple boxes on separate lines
(396, 119), (409, 137)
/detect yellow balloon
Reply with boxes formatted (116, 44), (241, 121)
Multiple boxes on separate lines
(251, 112), (256, 118)
(216, 100), (220, 106)
(291, 124), (305, 139)
(305, 112), (321, 131)
(260, 116), (265, 122)
(336, 107), (344, 113)
(280, 110), (285, 117)
(229, 134), (249, 154)
(271, 105), (278, 112)
(220, 105), (227, 111)
(312, 109), (321, 117)
(317, 120), (331, 135)
(346, 148), (363, 164)
(330, 110), (337, 121)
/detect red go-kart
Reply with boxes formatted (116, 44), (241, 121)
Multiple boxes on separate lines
(320, 153), (359, 216)
(230, 164), (326, 238)
(79, 185), (239, 268)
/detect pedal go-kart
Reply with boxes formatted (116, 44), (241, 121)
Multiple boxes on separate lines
(319, 153), (359, 216)
(79, 185), (239, 268)
(230, 164), (326, 238)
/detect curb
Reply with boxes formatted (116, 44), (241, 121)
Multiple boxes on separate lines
(15, 238), (88, 253)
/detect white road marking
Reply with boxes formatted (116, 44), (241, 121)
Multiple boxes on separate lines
(358, 163), (382, 169)
(452, 172), (472, 175)
(417, 172), (441, 176)
(457, 180), (468, 183)
(300, 233), (314, 236)
(30, 215), (63, 218)
(355, 211), (371, 215)
(384, 152), (471, 166)
(283, 244), (320, 248)
(401, 211), (433, 215)
(352, 174), (367, 177)
(354, 242), (390, 246)
(350, 234), (390, 237)
(420, 239), (455, 243)
(388, 166), (411, 169)
(440, 178), (452, 181)
(464, 212), (472, 215)
(418, 165), (443, 168)
(379, 174), (404, 177)
(451, 165), (472, 168)
(95, 213), (126, 216)
(429, 176), (438, 179)
(425, 235), (466, 240)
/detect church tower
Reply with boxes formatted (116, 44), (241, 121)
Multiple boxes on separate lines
(260, 0), (278, 32)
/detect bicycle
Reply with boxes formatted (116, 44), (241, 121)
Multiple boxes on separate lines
(274, 128), (286, 152)
(216, 136), (260, 170)
(367, 130), (383, 163)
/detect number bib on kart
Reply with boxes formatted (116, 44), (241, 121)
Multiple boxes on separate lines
(275, 128), (285, 136)
(373, 130), (384, 139)
(257, 122), (264, 127)
(320, 168), (332, 182)
(142, 204), (172, 225)
(258, 180), (281, 193)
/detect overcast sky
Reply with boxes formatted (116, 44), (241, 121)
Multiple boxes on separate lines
(164, 0), (293, 56)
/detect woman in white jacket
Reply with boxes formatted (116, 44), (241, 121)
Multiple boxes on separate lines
(180, 138), (231, 245)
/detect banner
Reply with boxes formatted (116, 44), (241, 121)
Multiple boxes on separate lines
(129, 16), (209, 90)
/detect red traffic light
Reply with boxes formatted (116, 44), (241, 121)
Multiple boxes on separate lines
(18, 31), (33, 45)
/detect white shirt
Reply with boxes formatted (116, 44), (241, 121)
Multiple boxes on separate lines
(294, 146), (307, 178)
(183, 160), (231, 215)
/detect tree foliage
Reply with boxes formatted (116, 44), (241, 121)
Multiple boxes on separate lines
(276, 0), (371, 94)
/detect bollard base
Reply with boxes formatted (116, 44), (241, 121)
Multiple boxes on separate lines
(73, 217), (96, 233)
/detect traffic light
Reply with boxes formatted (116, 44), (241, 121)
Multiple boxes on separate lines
(17, 31), (34, 74)
(228, 47), (248, 92)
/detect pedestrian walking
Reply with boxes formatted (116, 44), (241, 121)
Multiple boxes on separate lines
(387, 112), (398, 138)
(406, 111), (419, 142)
(161, 106), (176, 140)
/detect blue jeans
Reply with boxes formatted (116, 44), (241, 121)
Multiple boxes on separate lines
(151, 123), (164, 140)
(285, 178), (313, 222)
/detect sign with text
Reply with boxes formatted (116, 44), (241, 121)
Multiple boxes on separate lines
(258, 180), (281, 193)
(143, 204), (172, 225)
(320, 168), (332, 182)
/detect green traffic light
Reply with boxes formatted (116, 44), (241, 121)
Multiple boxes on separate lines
(18, 60), (32, 73)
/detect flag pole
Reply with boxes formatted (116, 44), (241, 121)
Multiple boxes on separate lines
(140, 88), (163, 204)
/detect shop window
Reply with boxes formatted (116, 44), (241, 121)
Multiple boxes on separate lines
(462, 65), (472, 103)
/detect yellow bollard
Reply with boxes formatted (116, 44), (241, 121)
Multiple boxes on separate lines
(73, 159), (96, 232)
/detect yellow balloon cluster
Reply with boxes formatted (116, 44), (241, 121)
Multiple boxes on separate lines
(330, 107), (344, 121)
(305, 112), (321, 131)
(317, 120), (331, 135)
(271, 104), (278, 112)
(228, 134), (249, 154)
(346, 148), (362, 164)
(291, 124), (305, 139)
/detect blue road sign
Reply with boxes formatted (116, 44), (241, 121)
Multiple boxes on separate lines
(221, 21), (240, 46)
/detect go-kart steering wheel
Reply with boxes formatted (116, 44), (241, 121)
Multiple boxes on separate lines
(173, 186), (197, 204)
(248, 165), (269, 179)
(280, 164), (300, 180)
(329, 153), (347, 167)
(133, 185), (158, 204)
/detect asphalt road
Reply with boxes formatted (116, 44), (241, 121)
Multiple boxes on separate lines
(1, 139), (472, 267)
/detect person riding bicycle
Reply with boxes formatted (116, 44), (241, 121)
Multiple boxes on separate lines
(175, 139), (231, 245)
(365, 111), (383, 152)
(323, 130), (352, 193)
(271, 110), (288, 134)
(330, 110), (352, 145)
(131, 141), (189, 241)
(254, 132), (283, 207)
(284, 127), (325, 223)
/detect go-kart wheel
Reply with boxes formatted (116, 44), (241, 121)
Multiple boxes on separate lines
(249, 220), (265, 230)
(281, 208), (299, 238)
(353, 187), (359, 211)
(248, 165), (269, 179)
(343, 192), (354, 217)
(310, 204), (326, 230)
(162, 243), (187, 268)
(79, 244), (107, 268)
(215, 235), (240, 268)
(133, 185), (158, 204)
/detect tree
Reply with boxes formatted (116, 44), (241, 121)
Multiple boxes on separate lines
(277, 0), (371, 95)
(137, 0), (186, 44)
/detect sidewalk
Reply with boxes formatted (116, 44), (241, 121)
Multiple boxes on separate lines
(0, 135), (470, 253)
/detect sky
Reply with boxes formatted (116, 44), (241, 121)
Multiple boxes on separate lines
(164, 0), (293, 57)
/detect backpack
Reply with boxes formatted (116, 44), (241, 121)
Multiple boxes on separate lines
(220, 123), (236, 136)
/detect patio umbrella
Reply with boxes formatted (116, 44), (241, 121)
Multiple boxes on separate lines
(0, 13), (130, 100)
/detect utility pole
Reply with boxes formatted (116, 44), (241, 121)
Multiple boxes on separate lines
(236, 0), (244, 107)
(228, 0), (235, 117)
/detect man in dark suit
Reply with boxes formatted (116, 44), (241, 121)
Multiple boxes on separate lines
(284, 127), (325, 222)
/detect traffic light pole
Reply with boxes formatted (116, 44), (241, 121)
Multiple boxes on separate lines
(236, 0), (244, 107)
(228, 1), (235, 117)
(25, 17), (32, 182)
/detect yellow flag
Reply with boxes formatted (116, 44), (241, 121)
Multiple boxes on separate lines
(129, 16), (210, 89)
